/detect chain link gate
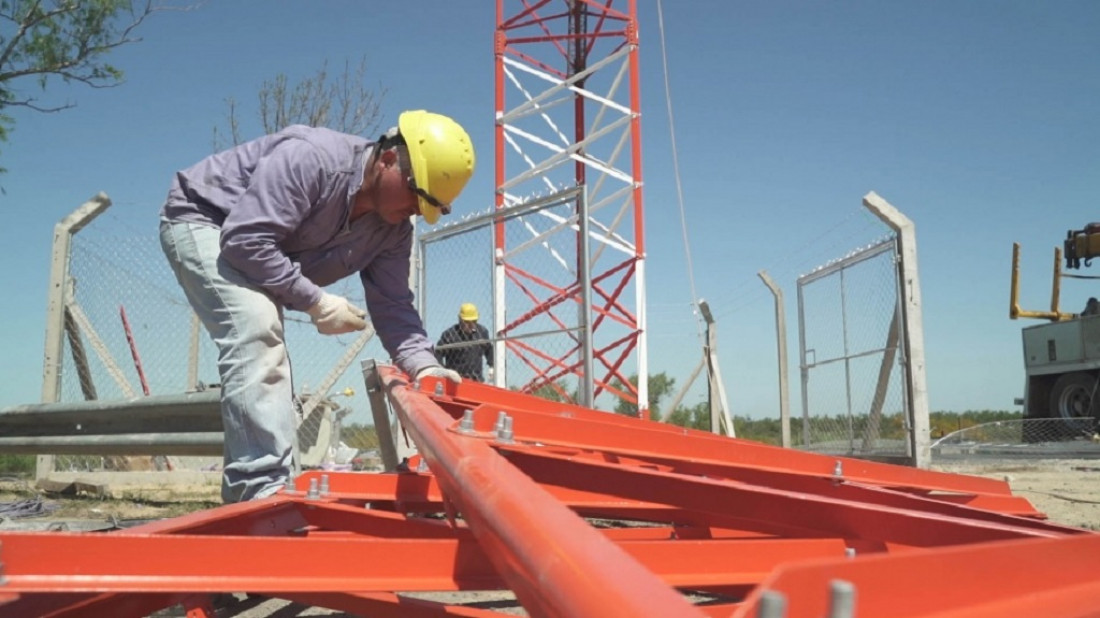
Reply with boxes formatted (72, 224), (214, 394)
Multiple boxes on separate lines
(35, 197), (385, 482)
(796, 236), (913, 463)
(418, 187), (603, 402)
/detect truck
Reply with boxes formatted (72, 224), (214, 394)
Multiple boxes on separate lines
(1011, 224), (1100, 439)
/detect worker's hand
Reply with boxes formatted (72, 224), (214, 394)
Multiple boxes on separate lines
(306, 293), (367, 335)
(415, 365), (463, 384)
(487, 367), (495, 382)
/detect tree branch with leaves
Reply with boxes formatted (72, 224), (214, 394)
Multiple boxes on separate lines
(0, 0), (192, 171)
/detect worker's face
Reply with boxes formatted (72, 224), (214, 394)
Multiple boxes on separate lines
(373, 149), (421, 225)
(460, 319), (478, 332)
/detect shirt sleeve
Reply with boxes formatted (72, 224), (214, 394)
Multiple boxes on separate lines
(360, 229), (438, 377)
(218, 139), (326, 311)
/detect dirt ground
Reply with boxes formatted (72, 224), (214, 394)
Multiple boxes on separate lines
(1, 458), (1097, 617)
(0, 477), (221, 525)
(930, 458), (1100, 530)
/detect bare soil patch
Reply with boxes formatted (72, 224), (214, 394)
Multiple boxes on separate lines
(931, 458), (1100, 530)
(0, 476), (220, 524)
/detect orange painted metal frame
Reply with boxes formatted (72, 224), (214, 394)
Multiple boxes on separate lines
(1, 368), (1097, 617)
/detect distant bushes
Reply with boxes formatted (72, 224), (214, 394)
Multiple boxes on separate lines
(0, 455), (35, 475)
(664, 410), (1023, 445)
(929, 410), (1022, 439)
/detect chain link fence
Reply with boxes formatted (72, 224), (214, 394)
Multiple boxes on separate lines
(796, 237), (912, 460)
(29, 188), (613, 486)
(932, 418), (1100, 461)
(417, 214), (497, 384)
(25, 196), (1100, 486)
(419, 188), (606, 405)
(42, 204), (386, 478)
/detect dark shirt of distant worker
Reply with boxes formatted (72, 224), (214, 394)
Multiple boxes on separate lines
(436, 322), (493, 381)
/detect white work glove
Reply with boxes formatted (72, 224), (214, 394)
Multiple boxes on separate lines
(306, 292), (367, 335)
(415, 365), (463, 384)
(487, 367), (495, 382)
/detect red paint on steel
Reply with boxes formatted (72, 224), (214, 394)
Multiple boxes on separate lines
(735, 533), (1100, 618)
(388, 368), (706, 617)
(1, 365), (1097, 617)
(119, 304), (150, 396)
(494, 0), (645, 409)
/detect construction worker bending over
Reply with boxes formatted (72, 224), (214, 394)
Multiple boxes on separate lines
(159, 110), (475, 503)
(436, 303), (494, 382)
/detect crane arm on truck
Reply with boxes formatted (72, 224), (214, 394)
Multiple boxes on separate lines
(1013, 223), (1100, 440)
(1064, 223), (1100, 270)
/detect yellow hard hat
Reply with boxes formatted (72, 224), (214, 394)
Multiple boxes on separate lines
(459, 302), (479, 321)
(399, 110), (476, 225)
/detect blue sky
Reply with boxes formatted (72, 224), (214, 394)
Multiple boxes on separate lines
(1, 1), (1098, 418)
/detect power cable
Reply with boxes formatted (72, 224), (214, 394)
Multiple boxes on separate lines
(709, 207), (886, 320)
(656, 0), (704, 343)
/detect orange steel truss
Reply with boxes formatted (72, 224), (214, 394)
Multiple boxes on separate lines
(2, 367), (1099, 617)
(494, 0), (649, 413)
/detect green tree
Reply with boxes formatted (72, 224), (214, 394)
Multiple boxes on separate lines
(664, 400), (710, 431)
(612, 371), (676, 418)
(736, 416), (782, 445)
(341, 423), (379, 451)
(0, 1), (183, 171)
(528, 380), (577, 404)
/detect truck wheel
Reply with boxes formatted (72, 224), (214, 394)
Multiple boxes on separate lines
(1047, 372), (1100, 439)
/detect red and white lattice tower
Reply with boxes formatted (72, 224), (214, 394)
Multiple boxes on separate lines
(493, 0), (648, 416)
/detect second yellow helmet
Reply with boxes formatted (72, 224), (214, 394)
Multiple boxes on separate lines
(459, 302), (479, 321)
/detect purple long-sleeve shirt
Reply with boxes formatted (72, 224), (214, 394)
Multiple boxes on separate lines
(160, 124), (438, 375)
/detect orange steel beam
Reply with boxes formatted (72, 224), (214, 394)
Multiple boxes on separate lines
(499, 445), (1070, 532)
(300, 458), (1038, 528)
(445, 380), (1016, 498)
(280, 592), (504, 617)
(386, 370), (707, 617)
(307, 468), (1031, 536)
(0, 532), (849, 593)
(495, 446), (1081, 548)
(2, 366), (1098, 617)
